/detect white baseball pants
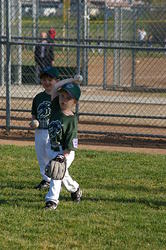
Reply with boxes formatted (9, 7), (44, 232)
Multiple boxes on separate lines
(45, 150), (79, 204)
(35, 129), (53, 182)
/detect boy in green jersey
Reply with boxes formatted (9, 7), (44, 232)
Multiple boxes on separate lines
(45, 82), (82, 210)
(30, 67), (72, 190)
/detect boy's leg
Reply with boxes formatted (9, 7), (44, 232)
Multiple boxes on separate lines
(45, 151), (75, 204)
(62, 151), (82, 202)
(45, 179), (62, 204)
(62, 169), (79, 193)
(63, 169), (82, 202)
(45, 151), (82, 206)
(35, 130), (51, 187)
(62, 151), (78, 192)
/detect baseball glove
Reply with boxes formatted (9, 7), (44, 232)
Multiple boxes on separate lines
(45, 154), (66, 180)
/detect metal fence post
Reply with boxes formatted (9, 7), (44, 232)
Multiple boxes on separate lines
(0, 0), (5, 86)
(6, 0), (11, 131)
(103, 0), (108, 90)
(18, 0), (22, 85)
(76, 0), (81, 117)
(12, 0), (22, 85)
(131, 5), (136, 88)
(82, 0), (88, 86)
(66, 4), (70, 66)
(119, 7), (123, 87)
(76, 0), (81, 75)
(113, 7), (120, 88)
(32, 0), (39, 48)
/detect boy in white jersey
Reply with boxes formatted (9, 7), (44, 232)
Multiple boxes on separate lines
(45, 82), (82, 210)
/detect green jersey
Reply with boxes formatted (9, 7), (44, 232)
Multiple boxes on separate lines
(48, 107), (78, 151)
(32, 91), (59, 129)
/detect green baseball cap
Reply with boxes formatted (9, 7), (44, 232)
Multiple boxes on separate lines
(60, 82), (81, 101)
(40, 67), (59, 79)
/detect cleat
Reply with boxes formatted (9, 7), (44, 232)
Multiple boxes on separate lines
(35, 180), (50, 190)
(45, 201), (58, 210)
(71, 187), (82, 202)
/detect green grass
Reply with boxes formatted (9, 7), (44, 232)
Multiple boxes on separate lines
(0, 145), (166, 249)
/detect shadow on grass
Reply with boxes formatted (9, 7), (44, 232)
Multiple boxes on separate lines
(0, 181), (40, 190)
(80, 196), (166, 208)
(0, 200), (8, 205)
(2, 182), (166, 194)
(1, 181), (166, 209)
(97, 183), (166, 194)
(1, 195), (165, 209)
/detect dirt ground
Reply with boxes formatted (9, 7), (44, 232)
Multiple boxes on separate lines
(1, 138), (166, 155)
(0, 130), (166, 155)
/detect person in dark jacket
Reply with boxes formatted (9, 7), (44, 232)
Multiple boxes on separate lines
(34, 32), (54, 82)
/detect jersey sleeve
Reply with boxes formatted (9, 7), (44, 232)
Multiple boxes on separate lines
(51, 96), (59, 111)
(31, 97), (37, 117)
(64, 117), (78, 151)
(50, 96), (60, 121)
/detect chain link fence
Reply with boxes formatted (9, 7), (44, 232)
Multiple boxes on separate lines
(0, 0), (166, 143)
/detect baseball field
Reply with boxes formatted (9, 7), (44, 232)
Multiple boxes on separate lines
(1, 5), (166, 249)
(0, 144), (166, 249)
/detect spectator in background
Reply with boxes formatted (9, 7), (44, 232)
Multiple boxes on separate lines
(137, 28), (147, 46)
(147, 34), (153, 55)
(48, 28), (56, 42)
(164, 37), (166, 55)
(97, 36), (103, 55)
(89, 36), (95, 54)
(34, 32), (55, 83)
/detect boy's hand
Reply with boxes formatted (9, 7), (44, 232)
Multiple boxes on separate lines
(74, 74), (83, 83)
(29, 119), (39, 129)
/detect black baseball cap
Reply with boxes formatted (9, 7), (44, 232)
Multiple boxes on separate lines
(60, 82), (81, 101)
(40, 67), (59, 79)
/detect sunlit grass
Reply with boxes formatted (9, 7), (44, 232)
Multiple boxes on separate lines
(0, 145), (166, 249)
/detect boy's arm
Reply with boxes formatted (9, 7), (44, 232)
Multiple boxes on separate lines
(63, 150), (71, 158)
(51, 78), (74, 100)
(29, 115), (38, 128)
(30, 97), (38, 128)
(32, 115), (36, 120)
(51, 74), (83, 100)
(61, 116), (79, 158)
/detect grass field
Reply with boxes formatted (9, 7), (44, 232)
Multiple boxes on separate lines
(0, 145), (166, 249)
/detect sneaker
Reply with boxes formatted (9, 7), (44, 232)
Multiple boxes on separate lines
(45, 201), (58, 210)
(35, 180), (50, 190)
(71, 187), (82, 202)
